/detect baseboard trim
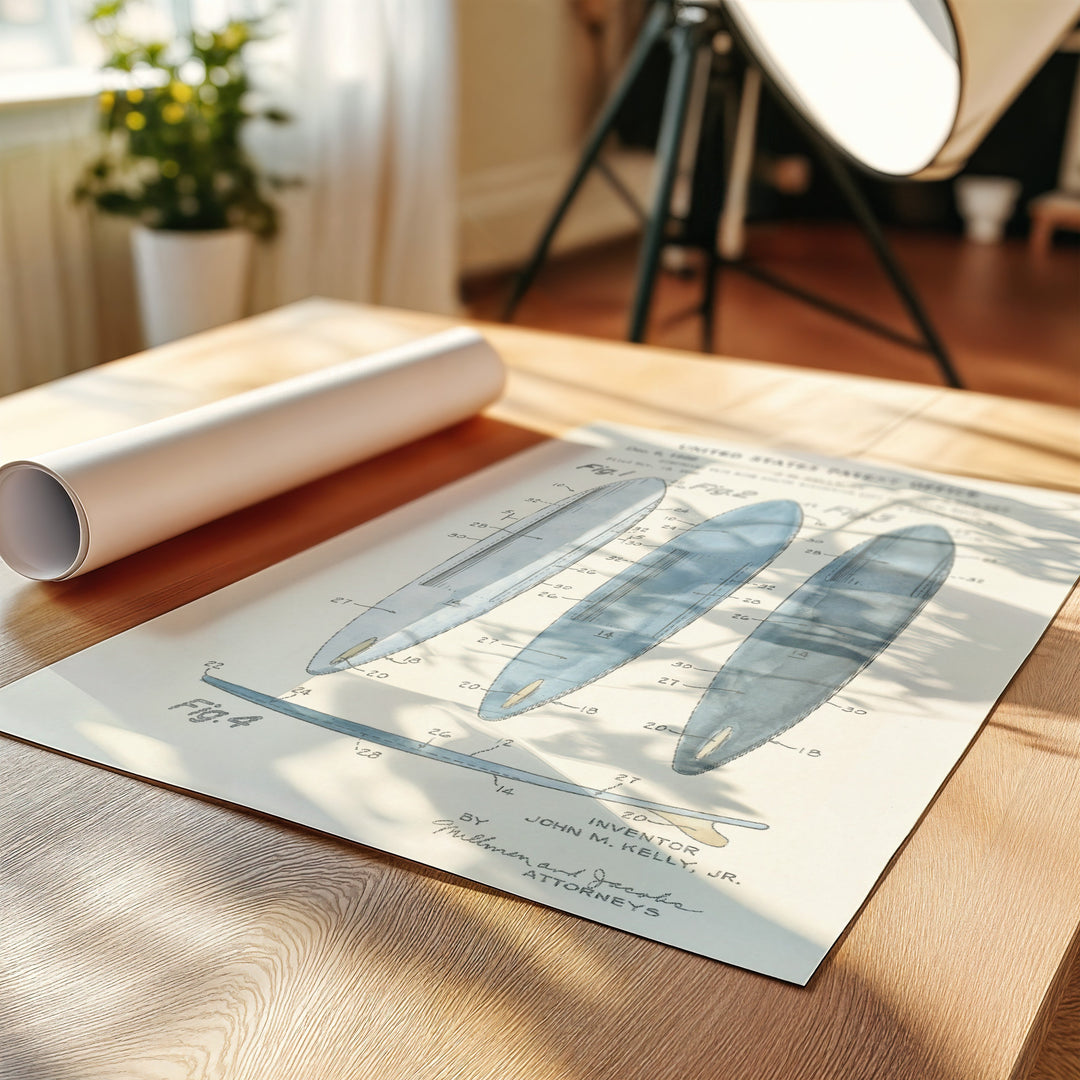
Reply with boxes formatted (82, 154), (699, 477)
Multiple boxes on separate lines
(458, 148), (655, 277)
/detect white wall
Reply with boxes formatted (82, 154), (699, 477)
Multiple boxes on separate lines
(456, 0), (652, 277)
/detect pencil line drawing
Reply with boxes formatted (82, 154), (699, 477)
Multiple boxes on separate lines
(479, 500), (803, 720)
(673, 524), (956, 774)
(203, 672), (766, 845)
(308, 477), (667, 675)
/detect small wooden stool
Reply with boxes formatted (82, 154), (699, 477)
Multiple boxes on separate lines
(1028, 190), (1080, 254)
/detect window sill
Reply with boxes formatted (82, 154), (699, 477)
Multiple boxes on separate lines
(0, 68), (103, 110)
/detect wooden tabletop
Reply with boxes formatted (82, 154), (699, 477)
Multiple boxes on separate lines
(1, 298), (1078, 1080)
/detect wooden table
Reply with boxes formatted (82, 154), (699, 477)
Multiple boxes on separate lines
(1, 298), (1078, 1080)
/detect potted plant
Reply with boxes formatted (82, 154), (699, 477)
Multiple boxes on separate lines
(75, 0), (289, 347)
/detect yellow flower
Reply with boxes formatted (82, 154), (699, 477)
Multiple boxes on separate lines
(99, 91), (115, 111)
(220, 24), (246, 50)
(162, 102), (185, 124)
(170, 82), (194, 103)
(125, 112), (146, 131)
(126, 88), (144, 104)
(161, 160), (180, 178)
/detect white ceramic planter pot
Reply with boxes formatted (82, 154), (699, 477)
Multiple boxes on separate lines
(953, 176), (1022, 244)
(131, 225), (254, 347)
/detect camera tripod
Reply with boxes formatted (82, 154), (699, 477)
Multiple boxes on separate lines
(502, 0), (963, 389)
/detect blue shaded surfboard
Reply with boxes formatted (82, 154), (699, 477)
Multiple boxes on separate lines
(672, 524), (955, 775)
(308, 477), (667, 675)
(479, 500), (802, 719)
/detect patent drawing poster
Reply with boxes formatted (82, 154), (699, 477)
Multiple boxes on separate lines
(2, 424), (1079, 985)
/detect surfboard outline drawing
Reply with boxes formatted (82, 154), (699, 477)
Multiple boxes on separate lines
(672, 523), (955, 775)
(478, 499), (803, 720)
(308, 477), (667, 675)
(203, 672), (767, 845)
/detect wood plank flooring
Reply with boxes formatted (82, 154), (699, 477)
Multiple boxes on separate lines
(465, 222), (1079, 407)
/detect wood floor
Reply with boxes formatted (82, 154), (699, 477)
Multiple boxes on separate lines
(465, 222), (1079, 408)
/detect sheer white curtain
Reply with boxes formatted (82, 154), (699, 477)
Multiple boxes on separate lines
(0, 104), (88, 397)
(252, 0), (461, 316)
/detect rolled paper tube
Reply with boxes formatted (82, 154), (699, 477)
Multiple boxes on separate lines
(0, 327), (506, 581)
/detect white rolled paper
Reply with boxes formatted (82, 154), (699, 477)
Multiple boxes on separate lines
(0, 327), (505, 581)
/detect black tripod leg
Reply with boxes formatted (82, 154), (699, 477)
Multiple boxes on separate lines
(700, 62), (744, 353)
(701, 247), (719, 351)
(502, 0), (672, 321)
(814, 142), (964, 389)
(628, 16), (707, 343)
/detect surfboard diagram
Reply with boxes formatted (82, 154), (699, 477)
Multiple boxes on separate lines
(203, 672), (767, 845)
(673, 524), (955, 775)
(478, 499), (803, 720)
(4, 411), (1077, 987)
(308, 477), (666, 675)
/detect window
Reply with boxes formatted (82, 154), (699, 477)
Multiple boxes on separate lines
(0, 1), (260, 103)
(0, 0), (84, 72)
